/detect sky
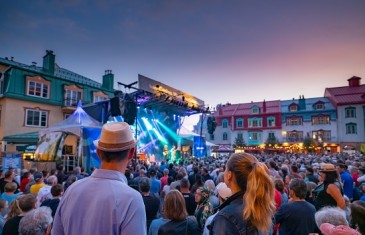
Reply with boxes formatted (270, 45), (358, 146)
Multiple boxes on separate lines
(1, 0), (365, 129)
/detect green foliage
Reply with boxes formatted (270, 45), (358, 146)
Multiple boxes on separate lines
(303, 136), (315, 152)
(233, 134), (246, 148)
(265, 134), (280, 146)
(207, 116), (217, 134)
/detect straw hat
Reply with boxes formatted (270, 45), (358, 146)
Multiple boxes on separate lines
(93, 122), (136, 152)
(319, 163), (337, 172)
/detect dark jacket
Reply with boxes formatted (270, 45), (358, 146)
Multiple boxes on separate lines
(210, 192), (265, 235)
(158, 217), (199, 235)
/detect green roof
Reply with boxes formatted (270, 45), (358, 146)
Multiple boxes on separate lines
(0, 57), (102, 88)
(2, 132), (39, 144)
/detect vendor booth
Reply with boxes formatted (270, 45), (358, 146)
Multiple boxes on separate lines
(34, 102), (102, 172)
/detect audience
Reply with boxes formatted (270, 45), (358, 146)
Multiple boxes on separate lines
(19, 207), (53, 235)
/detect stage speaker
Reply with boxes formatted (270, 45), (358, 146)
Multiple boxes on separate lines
(123, 94), (137, 125)
(110, 97), (122, 116)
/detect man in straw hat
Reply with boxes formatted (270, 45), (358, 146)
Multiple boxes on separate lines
(52, 122), (146, 235)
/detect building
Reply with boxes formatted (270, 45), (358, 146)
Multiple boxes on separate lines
(324, 76), (365, 151)
(208, 76), (364, 153)
(0, 50), (115, 153)
(281, 96), (338, 153)
(209, 100), (282, 151)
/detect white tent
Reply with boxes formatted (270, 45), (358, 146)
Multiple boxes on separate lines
(35, 102), (102, 169)
(177, 125), (199, 139)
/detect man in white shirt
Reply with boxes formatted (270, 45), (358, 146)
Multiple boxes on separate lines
(37, 175), (58, 207)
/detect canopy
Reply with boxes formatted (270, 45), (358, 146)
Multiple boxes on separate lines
(35, 102), (102, 169)
(212, 145), (234, 153)
(40, 101), (101, 137)
(178, 126), (199, 139)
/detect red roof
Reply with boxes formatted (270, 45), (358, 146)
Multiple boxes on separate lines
(215, 100), (281, 117)
(325, 84), (365, 106)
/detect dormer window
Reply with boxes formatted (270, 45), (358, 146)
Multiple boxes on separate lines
(313, 101), (325, 110)
(26, 76), (50, 99)
(289, 104), (298, 112)
(252, 106), (260, 114)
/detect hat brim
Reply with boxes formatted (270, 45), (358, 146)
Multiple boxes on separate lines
(93, 139), (136, 152)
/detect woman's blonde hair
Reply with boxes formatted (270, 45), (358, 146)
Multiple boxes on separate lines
(6, 199), (21, 221)
(163, 189), (188, 221)
(226, 153), (276, 232)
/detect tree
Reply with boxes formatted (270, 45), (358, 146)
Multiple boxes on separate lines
(265, 134), (280, 147)
(207, 116), (217, 134)
(303, 136), (315, 152)
(233, 134), (246, 148)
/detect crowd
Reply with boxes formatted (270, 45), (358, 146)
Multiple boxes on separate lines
(0, 121), (364, 235)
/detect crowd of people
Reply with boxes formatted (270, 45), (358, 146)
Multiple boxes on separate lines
(0, 121), (364, 235)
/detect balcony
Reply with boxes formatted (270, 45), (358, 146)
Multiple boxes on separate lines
(285, 137), (304, 143)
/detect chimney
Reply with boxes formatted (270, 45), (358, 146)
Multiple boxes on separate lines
(102, 70), (114, 90)
(299, 95), (306, 110)
(263, 99), (266, 113)
(347, 76), (361, 87)
(42, 50), (55, 75)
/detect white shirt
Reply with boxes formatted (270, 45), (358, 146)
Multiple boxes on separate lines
(36, 185), (52, 207)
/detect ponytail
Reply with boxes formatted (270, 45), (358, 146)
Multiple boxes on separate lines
(243, 162), (276, 233)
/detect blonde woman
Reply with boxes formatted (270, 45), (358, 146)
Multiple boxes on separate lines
(210, 153), (276, 234)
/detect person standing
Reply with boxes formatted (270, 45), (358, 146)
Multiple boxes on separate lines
(337, 164), (354, 200)
(52, 122), (146, 235)
(274, 179), (317, 235)
(210, 153), (276, 234)
(313, 164), (345, 211)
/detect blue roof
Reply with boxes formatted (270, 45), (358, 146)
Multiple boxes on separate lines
(281, 97), (335, 113)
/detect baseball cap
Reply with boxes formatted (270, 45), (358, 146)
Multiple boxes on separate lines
(320, 223), (360, 235)
(217, 182), (232, 200)
(34, 172), (43, 181)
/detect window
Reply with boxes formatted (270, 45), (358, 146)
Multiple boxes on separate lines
(223, 132), (228, 140)
(64, 114), (71, 120)
(65, 89), (82, 106)
(26, 76), (50, 99)
(315, 103), (324, 110)
(267, 117), (275, 127)
(236, 118), (243, 128)
(93, 91), (108, 103)
(345, 107), (356, 118)
(25, 109), (48, 127)
(248, 118), (262, 128)
(222, 119), (228, 128)
(287, 131), (303, 142)
(312, 130), (331, 141)
(312, 115), (330, 125)
(286, 117), (303, 126)
(249, 132), (261, 141)
(28, 81), (49, 98)
(346, 123), (357, 134)
(289, 104), (298, 112)
(252, 106), (260, 114)
(237, 132), (243, 140)
(93, 95), (107, 103)
(268, 132), (275, 139)
(210, 134), (214, 141)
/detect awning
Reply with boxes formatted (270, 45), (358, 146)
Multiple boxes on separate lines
(2, 132), (39, 144)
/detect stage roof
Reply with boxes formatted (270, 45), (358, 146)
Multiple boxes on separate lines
(120, 74), (206, 117)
